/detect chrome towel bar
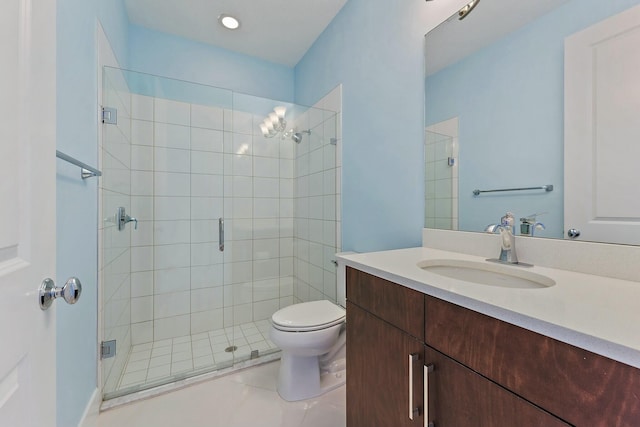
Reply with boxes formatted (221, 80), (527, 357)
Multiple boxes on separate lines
(473, 185), (553, 196)
(56, 150), (102, 179)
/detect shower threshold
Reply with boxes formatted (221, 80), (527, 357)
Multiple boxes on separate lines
(102, 320), (280, 406)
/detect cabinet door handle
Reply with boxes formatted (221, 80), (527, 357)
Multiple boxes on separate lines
(409, 353), (420, 420)
(424, 364), (435, 427)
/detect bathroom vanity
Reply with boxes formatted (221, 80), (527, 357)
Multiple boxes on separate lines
(342, 245), (640, 426)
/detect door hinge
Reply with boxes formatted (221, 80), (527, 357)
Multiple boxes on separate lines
(102, 107), (117, 125)
(101, 340), (116, 359)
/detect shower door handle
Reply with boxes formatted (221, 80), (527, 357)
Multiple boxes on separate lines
(219, 218), (224, 252)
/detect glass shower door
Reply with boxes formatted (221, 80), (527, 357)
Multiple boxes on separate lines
(220, 92), (297, 364)
(100, 66), (134, 396)
(100, 67), (236, 399)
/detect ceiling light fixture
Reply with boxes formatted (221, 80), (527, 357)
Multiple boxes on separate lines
(219, 14), (240, 30)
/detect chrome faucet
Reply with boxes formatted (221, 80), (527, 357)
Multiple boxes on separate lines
(485, 212), (519, 264)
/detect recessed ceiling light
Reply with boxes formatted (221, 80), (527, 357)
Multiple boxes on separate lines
(219, 14), (240, 30)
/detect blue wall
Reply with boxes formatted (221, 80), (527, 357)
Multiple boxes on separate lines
(56, 0), (129, 425)
(128, 25), (295, 103)
(426, 0), (640, 237)
(295, 0), (431, 252)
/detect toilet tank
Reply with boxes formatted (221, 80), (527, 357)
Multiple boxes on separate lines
(335, 252), (356, 308)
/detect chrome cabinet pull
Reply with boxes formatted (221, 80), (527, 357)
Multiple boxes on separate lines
(425, 364), (435, 427)
(39, 277), (82, 310)
(219, 218), (224, 252)
(409, 353), (420, 420)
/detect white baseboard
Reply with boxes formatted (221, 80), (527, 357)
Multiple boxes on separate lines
(78, 388), (100, 427)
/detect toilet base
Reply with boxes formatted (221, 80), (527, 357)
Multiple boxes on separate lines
(276, 354), (346, 402)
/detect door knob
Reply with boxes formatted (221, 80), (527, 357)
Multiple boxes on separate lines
(39, 277), (82, 310)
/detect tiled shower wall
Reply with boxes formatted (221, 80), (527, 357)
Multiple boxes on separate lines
(425, 117), (459, 230)
(126, 94), (298, 345)
(293, 86), (342, 304)
(100, 69), (133, 393)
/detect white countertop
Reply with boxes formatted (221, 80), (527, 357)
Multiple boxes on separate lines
(337, 247), (640, 369)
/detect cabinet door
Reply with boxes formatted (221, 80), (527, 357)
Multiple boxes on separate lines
(425, 295), (640, 425)
(347, 302), (424, 427)
(425, 347), (570, 427)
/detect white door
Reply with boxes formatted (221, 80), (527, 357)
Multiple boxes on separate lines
(565, 4), (640, 244)
(0, 0), (57, 426)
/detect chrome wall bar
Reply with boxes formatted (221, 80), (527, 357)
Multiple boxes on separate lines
(56, 150), (102, 179)
(473, 184), (553, 196)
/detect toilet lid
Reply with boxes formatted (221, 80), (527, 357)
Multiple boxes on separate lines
(272, 300), (345, 332)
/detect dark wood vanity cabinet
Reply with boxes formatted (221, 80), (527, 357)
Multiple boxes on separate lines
(425, 346), (569, 427)
(346, 267), (640, 427)
(425, 295), (640, 426)
(346, 266), (425, 427)
(347, 303), (424, 427)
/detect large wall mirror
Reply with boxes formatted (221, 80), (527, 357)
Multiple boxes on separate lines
(424, 0), (640, 245)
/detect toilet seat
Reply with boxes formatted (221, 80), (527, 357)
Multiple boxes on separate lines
(272, 300), (345, 332)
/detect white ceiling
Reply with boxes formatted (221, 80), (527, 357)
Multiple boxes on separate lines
(124, 0), (349, 67)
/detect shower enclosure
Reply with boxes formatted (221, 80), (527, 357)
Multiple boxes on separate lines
(99, 67), (341, 399)
(425, 118), (459, 230)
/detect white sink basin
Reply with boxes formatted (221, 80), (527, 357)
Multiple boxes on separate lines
(417, 259), (555, 289)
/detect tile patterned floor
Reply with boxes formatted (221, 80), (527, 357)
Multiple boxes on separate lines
(117, 320), (278, 391)
(96, 361), (346, 427)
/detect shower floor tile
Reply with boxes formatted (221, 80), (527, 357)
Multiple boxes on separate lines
(115, 321), (278, 392)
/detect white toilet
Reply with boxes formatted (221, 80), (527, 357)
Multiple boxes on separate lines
(269, 256), (350, 401)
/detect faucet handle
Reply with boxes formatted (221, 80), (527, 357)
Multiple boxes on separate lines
(116, 207), (138, 231)
(126, 215), (138, 230)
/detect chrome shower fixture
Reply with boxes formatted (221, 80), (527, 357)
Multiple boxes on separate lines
(291, 129), (311, 144)
(260, 106), (293, 139)
(458, 0), (480, 20)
